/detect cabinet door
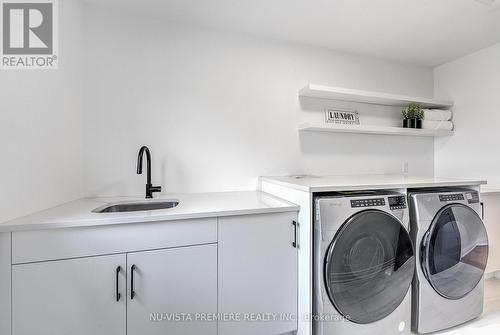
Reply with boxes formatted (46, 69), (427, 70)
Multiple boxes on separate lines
(127, 244), (217, 335)
(482, 194), (500, 273)
(218, 212), (299, 335)
(12, 254), (126, 335)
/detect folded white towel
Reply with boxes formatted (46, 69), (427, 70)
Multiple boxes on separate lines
(422, 120), (454, 131)
(423, 109), (452, 121)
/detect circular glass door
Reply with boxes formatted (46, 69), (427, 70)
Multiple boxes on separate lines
(422, 204), (488, 300)
(324, 210), (414, 324)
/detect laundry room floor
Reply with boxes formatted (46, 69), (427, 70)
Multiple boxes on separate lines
(431, 278), (500, 335)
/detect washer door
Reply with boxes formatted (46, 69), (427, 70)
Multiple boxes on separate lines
(421, 204), (489, 300)
(324, 210), (414, 324)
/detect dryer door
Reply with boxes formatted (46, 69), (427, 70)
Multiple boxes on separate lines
(421, 204), (488, 300)
(324, 210), (414, 324)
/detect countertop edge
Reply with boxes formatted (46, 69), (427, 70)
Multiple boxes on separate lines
(260, 178), (312, 192)
(260, 177), (487, 193)
(308, 181), (487, 192)
(0, 203), (300, 233)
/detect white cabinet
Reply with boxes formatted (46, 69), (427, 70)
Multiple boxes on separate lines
(218, 212), (298, 335)
(0, 233), (11, 335)
(482, 193), (500, 274)
(12, 218), (217, 264)
(127, 244), (218, 335)
(11, 245), (218, 335)
(7, 211), (298, 335)
(12, 254), (127, 335)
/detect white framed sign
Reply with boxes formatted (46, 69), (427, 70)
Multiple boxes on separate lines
(325, 108), (360, 125)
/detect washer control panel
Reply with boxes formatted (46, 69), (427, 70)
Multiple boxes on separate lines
(439, 194), (465, 202)
(388, 196), (406, 210)
(351, 198), (386, 208)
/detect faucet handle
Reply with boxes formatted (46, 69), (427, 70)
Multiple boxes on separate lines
(145, 184), (162, 199)
(150, 185), (162, 193)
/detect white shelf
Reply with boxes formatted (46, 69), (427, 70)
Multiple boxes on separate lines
(299, 84), (453, 109)
(298, 123), (453, 137)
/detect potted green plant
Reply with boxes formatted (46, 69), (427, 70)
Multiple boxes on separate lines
(402, 103), (424, 128)
(402, 109), (409, 128)
(415, 108), (424, 129)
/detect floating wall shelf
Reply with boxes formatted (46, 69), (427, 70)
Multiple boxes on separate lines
(299, 84), (454, 109)
(298, 123), (453, 137)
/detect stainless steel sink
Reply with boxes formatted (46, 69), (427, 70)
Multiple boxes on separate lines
(92, 200), (179, 213)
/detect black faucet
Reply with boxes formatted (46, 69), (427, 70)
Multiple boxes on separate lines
(137, 146), (162, 199)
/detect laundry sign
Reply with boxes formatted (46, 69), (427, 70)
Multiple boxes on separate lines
(325, 108), (360, 125)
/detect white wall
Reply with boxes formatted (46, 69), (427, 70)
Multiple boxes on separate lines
(434, 42), (500, 186)
(0, 0), (84, 223)
(434, 43), (500, 274)
(83, 4), (435, 197)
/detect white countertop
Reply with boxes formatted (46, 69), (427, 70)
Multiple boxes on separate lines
(260, 174), (486, 193)
(481, 187), (500, 196)
(0, 191), (299, 232)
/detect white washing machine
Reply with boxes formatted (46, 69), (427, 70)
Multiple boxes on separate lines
(409, 189), (489, 334)
(314, 191), (415, 335)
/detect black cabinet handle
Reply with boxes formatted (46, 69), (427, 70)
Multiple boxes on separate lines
(481, 202), (485, 220)
(131, 264), (136, 300)
(116, 266), (121, 302)
(292, 221), (298, 248)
